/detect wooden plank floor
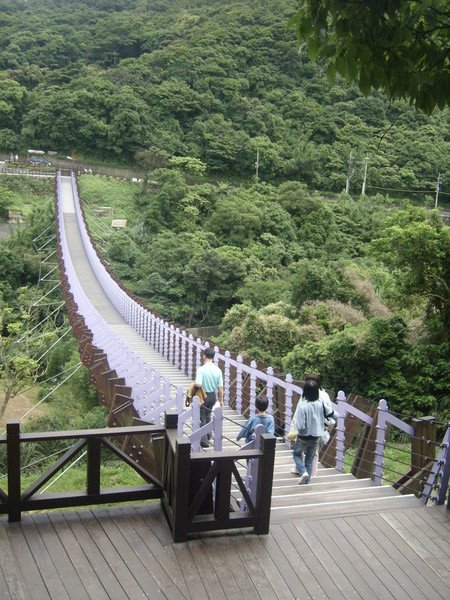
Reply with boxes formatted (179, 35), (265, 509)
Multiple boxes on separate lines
(1, 503), (448, 599)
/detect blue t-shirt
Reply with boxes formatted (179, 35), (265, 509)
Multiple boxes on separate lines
(195, 362), (223, 393)
(237, 414), (275, 444)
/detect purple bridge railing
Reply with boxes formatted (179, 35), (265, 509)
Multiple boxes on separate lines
(57, 172), (450, 509)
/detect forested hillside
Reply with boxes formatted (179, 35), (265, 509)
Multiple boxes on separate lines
(0, 0), (448, 197)
(1, 0), (449, 419)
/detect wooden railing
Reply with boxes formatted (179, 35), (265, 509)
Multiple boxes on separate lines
(161, 413), (276, 543)
(0, 421), (164, 523)
(0, 416), (276, 542)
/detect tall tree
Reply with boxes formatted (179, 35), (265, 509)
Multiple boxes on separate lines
(289, 0), (450, 113)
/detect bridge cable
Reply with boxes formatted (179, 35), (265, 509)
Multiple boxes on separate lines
(15, 363), (82, 425)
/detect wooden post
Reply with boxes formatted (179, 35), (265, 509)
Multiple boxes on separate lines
(411, 416), (437, 474)
(87, 436), (101, 496)
(254, 434), (276, 535)
(172, 438), (191, 543)
(214, 459), (232, 522)
(6, 420), (21, 522)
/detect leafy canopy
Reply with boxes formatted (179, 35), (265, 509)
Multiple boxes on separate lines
(289, 1), (450, 113)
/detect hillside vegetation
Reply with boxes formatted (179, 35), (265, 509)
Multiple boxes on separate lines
(0, 0), (448, 419)
(0, 0), (448, 198)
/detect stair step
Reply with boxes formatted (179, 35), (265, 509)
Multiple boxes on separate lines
(271, 478), (374, 493)
(270, 493), (423, 522)
(271, 483), (400, 508)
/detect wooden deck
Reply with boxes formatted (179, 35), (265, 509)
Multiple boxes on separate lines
(1, 503), (448, 599)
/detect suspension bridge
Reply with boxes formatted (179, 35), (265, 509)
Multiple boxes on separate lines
(0, 172), (448, 599)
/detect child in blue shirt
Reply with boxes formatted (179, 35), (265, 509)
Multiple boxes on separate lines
(237, 395), (275, 444)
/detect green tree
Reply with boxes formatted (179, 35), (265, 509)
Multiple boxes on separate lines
(289, 0), (450, 113)
(371, 208), (450, 339)
(0, 288), (56, 419)
(208, 191), (263, 247)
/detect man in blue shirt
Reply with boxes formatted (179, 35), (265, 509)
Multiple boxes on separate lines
(195, 347), (224, 447)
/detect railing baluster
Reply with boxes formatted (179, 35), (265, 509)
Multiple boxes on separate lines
(249, 360), (257, 416)
(335, 390), (347, 473)
(374, 399), (388, 485)
(195, 338), (202, 372)
(181, 330), (187, 375)
(187, 334), (194, 379)
(174, 327), (180, 368)
(224, 350), (231, 407)
(236, 355), (243, 415)
(284, 373), (294, 438)
(266, 366), (274, 414)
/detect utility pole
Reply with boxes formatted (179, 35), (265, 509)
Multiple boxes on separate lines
(255, 148), (260, 180)
(345, 151), (354, 194)
(361, 154), (369, 195)
(435, 173), (442, 208)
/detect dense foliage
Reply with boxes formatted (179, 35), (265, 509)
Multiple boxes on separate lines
(0, 176), (102, 424)
(0, 0), (448, 420)
(290, 0), (450, 114)
(0, 0), (448, 199)
(81, 172), (450, 420)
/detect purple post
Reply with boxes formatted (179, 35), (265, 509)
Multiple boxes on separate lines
(436, 424), (450, 506)
(169, 324), (175, 365)
(174, 327), (180, 368)
(150, 316), (156, 348)
(224, 350), (231, 407)
(181, 330), (187, 375)
(213, 406), (223, 451)
(284, 373), (294, 440)
(236, 355), (243, 415)
(159, 320), (164, 356)
(335, 390), (347, 473)
(163, 323), (169, 360)
(374, 399), (388, 485)
(266, 366), (274, 414)
(249, 361), (257, 416)
(195, 338), (202, 372)
(176, 386), (184, 414)
(191, 397), (201, 452)
(247, 424), (265, 509)
(187, 334), (194, 379)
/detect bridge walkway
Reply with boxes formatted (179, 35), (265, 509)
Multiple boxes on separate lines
(60, 175), (190, 390)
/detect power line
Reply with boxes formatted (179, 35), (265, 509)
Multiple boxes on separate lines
(366, 185), (448, 195)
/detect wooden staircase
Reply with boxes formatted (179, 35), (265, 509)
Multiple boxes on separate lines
(216, 406), (423, 521)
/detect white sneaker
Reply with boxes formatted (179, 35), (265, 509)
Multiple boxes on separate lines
(298, 472), (309, 485)
(290, 467), (300, 475)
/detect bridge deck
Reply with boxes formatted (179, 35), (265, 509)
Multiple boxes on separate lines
(1, 503), (448, 600)
(61, 175), (191, 389)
